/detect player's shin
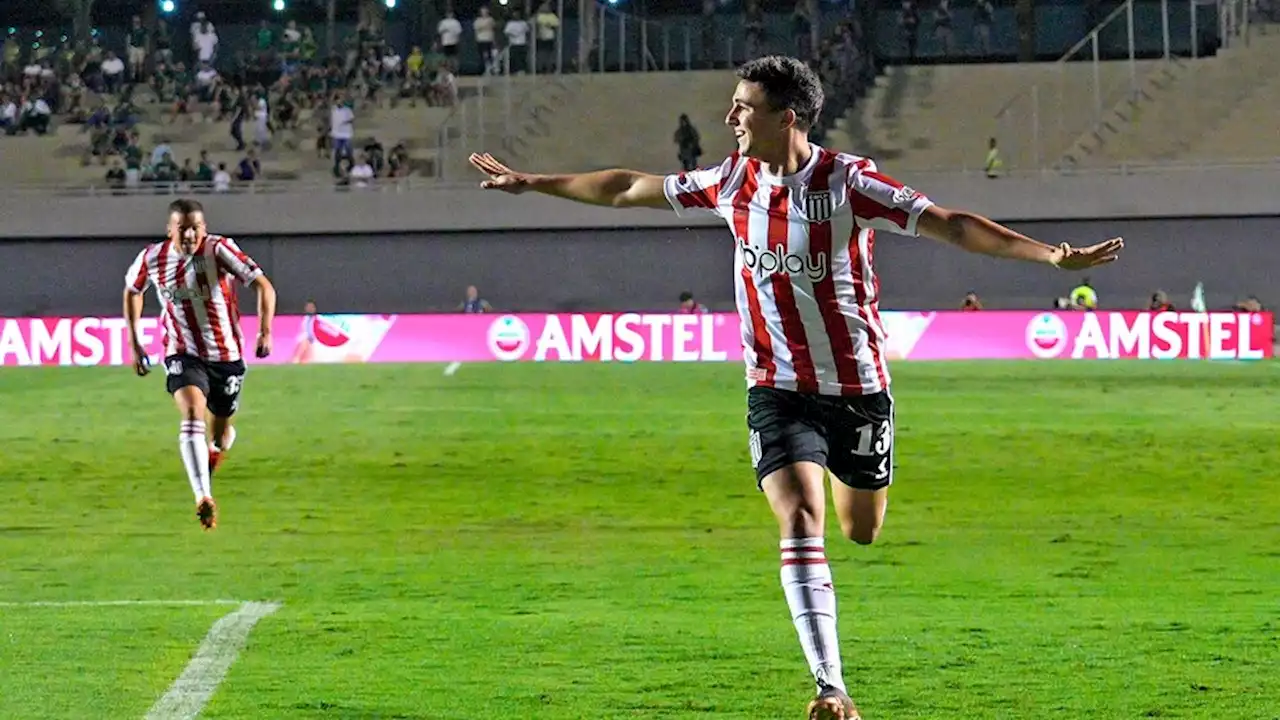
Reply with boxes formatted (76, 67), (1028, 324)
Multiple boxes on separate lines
(178, 419), (212, 500)
(780, 537), (846, 693)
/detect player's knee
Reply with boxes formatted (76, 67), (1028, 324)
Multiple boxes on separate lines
(840, 518), (881, 545)
(776, 502), (824, 539)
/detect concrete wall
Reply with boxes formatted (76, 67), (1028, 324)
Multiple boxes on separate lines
(1, 217), (1272, 317)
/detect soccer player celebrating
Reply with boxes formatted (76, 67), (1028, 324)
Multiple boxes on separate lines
(469, 56), (1122, 719)
(123, 199), (277, 530)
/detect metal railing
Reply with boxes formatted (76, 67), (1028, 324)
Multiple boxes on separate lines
(992, 0), (1252, 172)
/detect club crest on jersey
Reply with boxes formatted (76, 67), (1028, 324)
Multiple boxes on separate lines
(803, 190), (834, 223)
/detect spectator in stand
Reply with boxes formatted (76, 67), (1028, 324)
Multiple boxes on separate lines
(984, 137), (1004, 178)
(17, 95), (52, 135)
(438, 11), (463, 64)
(535, 2), (560, 73)
(934, 0), (955, 55)
(474, 6), (498, 74)
(213, 161), (231, 192)
(237, 148), (261, 182)
(504, 11), (531, 74)
(973, 0), (995, 55)
(674, 114), (702, 171)
(196, 150), (215, 187)
(350, 152), (375, 188)
(381, 45), (402, 85)
(192, 14), (219, 67)
(230, 92), (247, 150)
(363, 138), (386, 176)
(105, 157), (126, 193)
(387, 141), (411, 177)
(679, 291), (709, 314)
(126, 16), (148, 83)
(281, 20), (302, 75)
(154, 18), (174, 66)
(178, 157), (196, 187)
(101, 52), (126, 94)
(0, 94), (15, 134)
(900, 0), (921, 59)
(961, 291), (983, 311)
(744, 0), (766, 59)
(253, 94), (271, 148)
(329, 94), (355, 173)
(430, 62), (458, 106)
(333, 156), (354, 187)
(792, 1), (813, 59)
(195, 62), (218, 101)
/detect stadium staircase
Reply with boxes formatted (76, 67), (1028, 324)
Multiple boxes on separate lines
(1062, 32), (1280, 167)
(821, 60), (1169, 173)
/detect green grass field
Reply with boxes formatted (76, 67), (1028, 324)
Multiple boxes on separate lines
(1, 361), (1277, 719)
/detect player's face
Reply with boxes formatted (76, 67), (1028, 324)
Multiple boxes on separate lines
(168, 211), (207, 255)
(725, 81), (784, 159)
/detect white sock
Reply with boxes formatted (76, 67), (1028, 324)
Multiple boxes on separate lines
(179, 420), (211, 501)
(781, 537), (846, 692)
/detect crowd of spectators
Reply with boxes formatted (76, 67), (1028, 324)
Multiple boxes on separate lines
(2, 1), (884, 190)
(0, 11), (464, 191)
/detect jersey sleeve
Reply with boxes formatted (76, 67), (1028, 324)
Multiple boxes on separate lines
(214, 237), (265, 286)
(124, 248), (151, 295)
(662, 155), (736, 219)
(847, 162), (935, 236)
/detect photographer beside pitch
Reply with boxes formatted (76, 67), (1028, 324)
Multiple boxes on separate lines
(124, 198), (277, 531)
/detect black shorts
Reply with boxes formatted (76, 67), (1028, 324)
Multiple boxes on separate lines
(163, 354), (247, 417)
(746, 385), (895, 491)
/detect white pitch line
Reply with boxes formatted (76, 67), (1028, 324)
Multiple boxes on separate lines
(0, 600), (244, 608)
(143, 601), (282, 720)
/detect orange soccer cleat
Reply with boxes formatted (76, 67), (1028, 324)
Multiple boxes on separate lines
(196, 496), (217, 530)
(806, 684), (861, 720)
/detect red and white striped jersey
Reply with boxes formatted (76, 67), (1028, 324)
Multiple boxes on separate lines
(124, 234), (264, 363)
(663, 145), (934, 396)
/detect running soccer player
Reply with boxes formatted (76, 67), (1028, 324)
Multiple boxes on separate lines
(468, 56), (1122, 720)
(123, 198), (277, 530)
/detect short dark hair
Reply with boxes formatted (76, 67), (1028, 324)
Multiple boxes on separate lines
(679, 291), (694, 302)
(168, 198), (204, 216)
(735, 55), (824, 130)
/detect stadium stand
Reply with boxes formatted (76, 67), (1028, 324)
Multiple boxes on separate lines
(443, 70), (740, 176)
(821, 60), (1170, 172)
(1061, 33), (1280, 167)
(3, 0), (1270, 190)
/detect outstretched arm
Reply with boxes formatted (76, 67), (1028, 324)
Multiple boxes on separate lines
(916, 205), (1123, 270)
(469, 153), (670, 209)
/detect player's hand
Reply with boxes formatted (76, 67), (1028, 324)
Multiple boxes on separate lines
(1051, 237), (1124, 271)
(255, 331), (272, 359)
(131, 344), (150, 377)
(469, 153), (530, 194)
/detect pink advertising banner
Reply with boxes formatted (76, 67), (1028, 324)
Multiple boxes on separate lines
(0, 311), (1272, 367)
